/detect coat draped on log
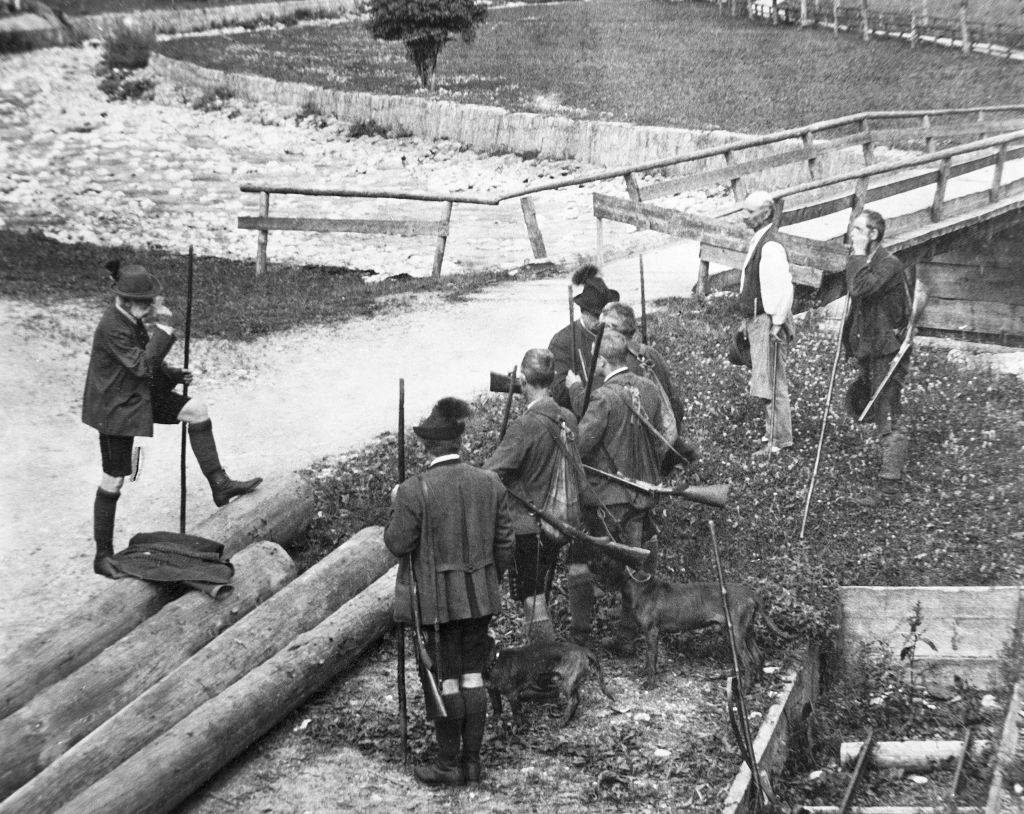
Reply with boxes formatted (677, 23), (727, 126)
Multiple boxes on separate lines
(0, 541), (296, 801)
(0, 527), (393, 814)
(55, 568), (397, 814)
(0, 472), (315, 721)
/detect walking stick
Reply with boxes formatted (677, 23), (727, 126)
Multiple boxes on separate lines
(396, 379), (408, 761)
(179, 245), (194, 534)
(639, 255), (648, 344)
(799, 298), (851, 540)
(568, 284), (577, 375)
(767, 335), (780, 462)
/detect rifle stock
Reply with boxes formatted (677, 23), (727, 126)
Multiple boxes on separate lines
(505, 489), (651, 569)
(583, 465), (730, 508)
(489, 371), (523, 394)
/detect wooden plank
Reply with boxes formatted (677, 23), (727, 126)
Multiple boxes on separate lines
(519, 196), (547, 259)
(932, 157), (952, 221)
(722, 648), (819, 814)
(624, 172), (642, 203)
(991, 143), (1007, 202)
(238, 216), (447, 237)
(889, 193), (1024, 252)
(918, 262), (1024, 305)
(919, 297), (1024, 337)
(700, 240), (825, 287)
(641, 145), (818, 200)
(985, 680), (1024, 814)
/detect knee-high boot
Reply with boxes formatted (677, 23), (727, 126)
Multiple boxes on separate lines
(93, 488), (121, 578)
(566, 570), (595, 644)
(414, 693), (466, 786)
(188, 419), (263, 506)
(461, 687), (488, 783)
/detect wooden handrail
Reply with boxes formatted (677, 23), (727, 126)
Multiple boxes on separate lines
(237, 184), (498, 206)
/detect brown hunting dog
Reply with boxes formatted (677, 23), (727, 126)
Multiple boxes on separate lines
(621, 570), (782, 688)
(485, 640), (615, 727)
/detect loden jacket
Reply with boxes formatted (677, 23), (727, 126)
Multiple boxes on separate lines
(385, 458), (515, 625)
(843, 246), (914, 361)
(548, 320), (596, 410)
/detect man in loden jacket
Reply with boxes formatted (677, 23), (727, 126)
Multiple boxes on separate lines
(385, 397), (514, 787)
(485, 348), (589, 642)
(843, 209), (915, 504)
(82, 265), (261, 578)
(564, 331), (667, 653)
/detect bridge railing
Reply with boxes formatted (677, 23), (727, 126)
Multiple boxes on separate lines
(238, 106), (1024, 276)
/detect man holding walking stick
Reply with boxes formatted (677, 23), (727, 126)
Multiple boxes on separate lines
(737, 191), (795, 458)
(842, 210), (916, 505)
(82, 264), (262, 578)
(385, 397), (514, 786)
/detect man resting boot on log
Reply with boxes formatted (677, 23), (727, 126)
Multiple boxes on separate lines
(82, 265), (262, 578)
(485, 348), (591, 643)
(385, 397), (514, 786)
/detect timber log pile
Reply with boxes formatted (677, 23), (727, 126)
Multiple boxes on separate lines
(0, 473), (399, 814)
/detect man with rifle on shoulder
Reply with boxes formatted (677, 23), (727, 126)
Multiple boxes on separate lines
(564, 331), (668, 654)
(485, 348), (592, 642)
(385, 397), (514, 787)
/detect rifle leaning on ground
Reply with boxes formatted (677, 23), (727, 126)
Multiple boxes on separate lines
(504, 489), (652, 569)
(583, 465), (730, 509)
(396, 384), (446, 721)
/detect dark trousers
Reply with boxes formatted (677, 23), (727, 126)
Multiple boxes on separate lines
(423, 615), (492, 683)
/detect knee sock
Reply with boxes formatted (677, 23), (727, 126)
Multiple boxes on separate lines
(188, 419), (223, 479)
(93, 488), (120, 558)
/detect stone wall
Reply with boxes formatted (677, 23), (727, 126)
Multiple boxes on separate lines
(69, 0), (358, 39)
(150, 52), (870, 185)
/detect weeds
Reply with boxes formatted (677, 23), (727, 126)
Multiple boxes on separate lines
(191, 84), (234, 111)
(346, 118), (412, 139)
(98, 19), (155, 73)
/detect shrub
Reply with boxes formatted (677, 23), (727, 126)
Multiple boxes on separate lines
(98, 20), (155, 73)
(98, 69), (155, 101)
(366, 0), (486, 90)
(191, 84), (234, 111)
(346, 117), (389, 138)
(296, 98), (330, 128)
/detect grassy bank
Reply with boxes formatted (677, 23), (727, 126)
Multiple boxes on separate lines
(0, 230), (504, 341)
(158, 0), (1024, 133)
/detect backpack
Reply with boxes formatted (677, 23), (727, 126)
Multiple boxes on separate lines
(634, 347), (678, 446)
(538, 415), (582, 543)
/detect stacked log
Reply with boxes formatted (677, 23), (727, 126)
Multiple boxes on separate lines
(55, 567), (398, 814)
(1, 526), (394, 814)
(0, 472), (315, 719)
(0, 541), (296, 800)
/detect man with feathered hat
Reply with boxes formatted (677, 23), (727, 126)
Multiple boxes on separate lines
(385, 396), (514, 786)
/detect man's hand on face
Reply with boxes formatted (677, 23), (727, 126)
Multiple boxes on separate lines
(565, 370), (582, 388)
(148, 296), (174, 324)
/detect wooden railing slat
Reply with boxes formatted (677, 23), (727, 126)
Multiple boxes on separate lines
(238, 216), (448, 237)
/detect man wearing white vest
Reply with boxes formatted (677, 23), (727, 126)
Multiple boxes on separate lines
(738, 190), (795, 457)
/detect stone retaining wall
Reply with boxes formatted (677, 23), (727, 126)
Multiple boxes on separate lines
(150, 52), (870, 184)
(69, 0), (358, 39)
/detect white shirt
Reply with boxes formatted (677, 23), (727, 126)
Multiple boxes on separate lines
(740, 225), (794, 325)
(429, 454), (460, 467)
(603, 366), (629, 383)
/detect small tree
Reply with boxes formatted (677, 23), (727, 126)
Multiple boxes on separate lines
(367, 0), (486, 90)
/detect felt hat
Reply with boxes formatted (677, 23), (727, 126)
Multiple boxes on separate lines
(727, 328), (752, 368)
(574, 278), (619, 315)
(112, 265), (162, 300)
(414, 397), (471, 441)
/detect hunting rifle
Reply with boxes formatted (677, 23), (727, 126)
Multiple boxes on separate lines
(396, 379), (408, 760)
(583, 465), (729, 509)
(639, 255), (648, 345)
(179, 245), (194, 534)
(397, 383), (446, 721)
(498, 365), (518, 442)
(579, 322), (605, 417)
(504, 489), (652, 569)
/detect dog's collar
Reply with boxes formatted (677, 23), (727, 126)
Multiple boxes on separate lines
(624, 566), (652, 584)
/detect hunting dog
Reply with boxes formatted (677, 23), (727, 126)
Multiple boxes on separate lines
(621, 569), (781, 688)
(485, 640), (615, 727)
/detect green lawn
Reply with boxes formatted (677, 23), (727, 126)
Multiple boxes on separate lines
(158, 0), (1024, 133)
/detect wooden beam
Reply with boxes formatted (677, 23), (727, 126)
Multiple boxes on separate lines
(918, 262), (1024, 305)
(519, 196), (547, 258)
(624, 172), (642, 203)
(238, 216), (447, 237)
(0, 474), (315, 722)
(985, 680), (1024, 813)
(0, 542), (297, 799)
(838, 739), (990, 770)
(432, 201), (454, 278)
(56, 568), (398, 814)
(919, 297), (1024, 337)
(255, 191), (269, 276)
(0, 528), (395, 814)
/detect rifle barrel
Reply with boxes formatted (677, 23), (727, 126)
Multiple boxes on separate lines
(580, 323), (605, 416)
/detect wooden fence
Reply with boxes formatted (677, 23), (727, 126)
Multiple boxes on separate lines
(238, 105), (1024, 278)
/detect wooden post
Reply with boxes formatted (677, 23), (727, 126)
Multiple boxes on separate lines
(803, 131), (818, 179)
(911, 12), (918, 46)
(519, 196), (547, 259)
(724, 150), (747, 201)
(931, 157), (951, 221)
(986, 680), (1024, 814)
(255, 191), (269, 276)
(431, 200), (453, 278)
(990, 143), (1007, 203)
(833, 0), (840, 36)
(595, 217), (605, 269)
(921, 0), (928, 27)
(0, 474), (315, 721)
(849, 176), (869, 231)
(0, 528), (395, 814)
(696, 257), (711, 303)
(923, 114), (934, 152)
(800, 0), (809, 26)
(977, 109), (987, 139)
(861, 0), (871, 40)
(51, 569), (398, 814)
(624, 172), (642, 204)
(861, 119), (875, 164)
(959, 0), (970, 53)
(0, 542), (296, 799)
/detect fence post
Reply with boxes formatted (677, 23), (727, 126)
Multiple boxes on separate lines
(519, 196), (548, 259)
(833, 0), (840, 35)
(861, 0), (870, 39)
(931, 157), (951, 221)
(976, 109), (987, 139)
(959, 0), (970, 53)
(990, 143), (1007, 203)
(911, 11), (918, 46)
(802, 131), (818, 179)
(255, 191), (270, 276)
(724, 150), (747, 201)
(849, 176), (869, 227)
(595, 217), (605, 270)
(624, 172), (642, 204)
(921, 0), (928, 27)
(860, 119), (875, 164)
(696, 257), (710, 304)
(923, 114), (934, 152)
(431, 201), (454, 278)
(800, 0), (809, 25)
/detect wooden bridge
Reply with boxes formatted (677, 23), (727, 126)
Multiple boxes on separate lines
(592, 105), (1024, 345)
